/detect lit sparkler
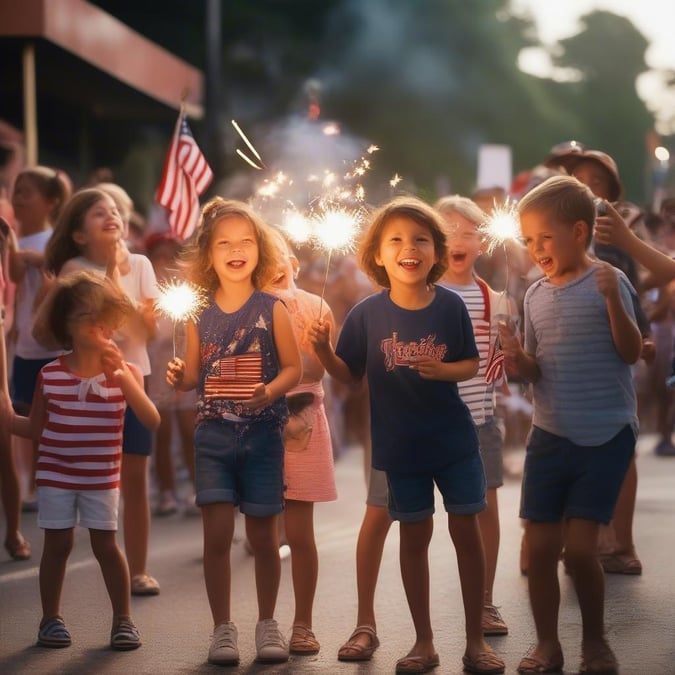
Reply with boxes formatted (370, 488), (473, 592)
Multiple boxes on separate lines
(389, 173), (402, 188)
(155, 279), (207, 359)
(311, 205), (364, 318)
(479, 198), (521, 256)
(232, 119), (265, 169)
(280, 209), (313, 246)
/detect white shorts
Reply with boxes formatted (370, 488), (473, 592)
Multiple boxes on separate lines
(37, 486), (120, 530)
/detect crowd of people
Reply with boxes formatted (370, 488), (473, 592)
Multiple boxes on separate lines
(0, 141), (674, 674)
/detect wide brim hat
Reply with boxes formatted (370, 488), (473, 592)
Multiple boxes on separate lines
(544, 144), (623, 201)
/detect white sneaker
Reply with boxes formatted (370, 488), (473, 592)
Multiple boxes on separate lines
(208, 622), (239, 665)
(255, 618), (289, 663)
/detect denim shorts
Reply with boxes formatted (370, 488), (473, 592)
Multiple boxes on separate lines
(194, 419), (285, 517)
(386, 450), (486, 523)
(478, 417), (504, 489)
(520, 425), (635, 524)
(37, 486), (120, 530)
(122, 405), (154, 456)
(11, 356), (53, 413)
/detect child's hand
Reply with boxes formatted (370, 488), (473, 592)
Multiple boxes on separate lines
(408, 355), (444, 380)
(498, 320), (523, 374)
(245, 383), (271, 411)
(641, 337), (656, 365)
(595, 261), (620, 298)
(100, 340), (126, 380)
(308, 318), (331, 351)
(594, 201), (633, 250)
(166, 358), (186, 388)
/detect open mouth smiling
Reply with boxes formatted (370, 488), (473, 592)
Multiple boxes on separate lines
(398, 258), (421, 269)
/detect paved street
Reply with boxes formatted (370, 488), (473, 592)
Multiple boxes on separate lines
(2, 433), (675, 674)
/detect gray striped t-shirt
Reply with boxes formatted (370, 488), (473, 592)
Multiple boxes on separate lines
(524, 264), (638, 446)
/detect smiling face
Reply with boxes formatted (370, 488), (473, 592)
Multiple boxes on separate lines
(520, 208), (590, 285)
(72, 196), (123, 254)
(209, 216), (259, 287)
(375, 215), (439, 291)
(11, 174), (57, 234)
(442, 212), (483, 282)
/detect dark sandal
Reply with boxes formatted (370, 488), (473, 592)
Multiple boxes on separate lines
(463, 648), (505, 674)
(396, 652), (440, 673)
(37, 616), (71, 648)
(337, 625), (379, 661)
(289, 623), (320, 655)
(599, 553), (642, 575)
(5, 536), (31, 561)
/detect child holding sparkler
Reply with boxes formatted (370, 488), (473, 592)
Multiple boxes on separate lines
(0, 271), (160, 651)
(264, 227), (337, 655)
(436, 194), (516, 638)
(44, 186), (161, 597)
(165, 198), (301, 666)
(310, 196), (505, 675)
(499, 176), (640, 674)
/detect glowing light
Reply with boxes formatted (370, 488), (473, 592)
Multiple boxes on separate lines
(479, 199), (521, 256)
(390, 173), (402, 188)
(232, 119), (264, 167)
(367, 145), (380, 154)
(322, 122), (341, 136)
(281, 210), (313, 245)
(655, 146), (670, 162)
(155, 280), (207, 324)
(311, 206), (363, 254)
(236, 148), (263, 170)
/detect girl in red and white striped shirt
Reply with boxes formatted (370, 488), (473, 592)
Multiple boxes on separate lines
(2, 272), (159, 651)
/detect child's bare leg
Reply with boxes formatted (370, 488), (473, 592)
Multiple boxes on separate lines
(90, 529), (130, 618)
(0, 426), (24, 549)
(40, 529), (74, 620)
(284, 500), (316, 627)
(564, 518), (607, 651)
(610, 459), (638, 558)
(448, 513), (490, 655)
(524, 520), (564, 659)
(246, 513), (281, 620)
(399, 517), (435, 658)
(121, 454), (151, 578)
(153, 412), (175, 495)
(202, 503), (235, 625)
(477, 489), (499, 604)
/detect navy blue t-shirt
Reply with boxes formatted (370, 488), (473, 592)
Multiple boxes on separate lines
(336, 286), (479, 473)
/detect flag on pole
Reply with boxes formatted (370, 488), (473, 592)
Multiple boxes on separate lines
(484, 333), (505, 384)
(156, 113), (213, 241)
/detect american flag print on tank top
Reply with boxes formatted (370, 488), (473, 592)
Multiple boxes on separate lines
(36, 358), (126, 490)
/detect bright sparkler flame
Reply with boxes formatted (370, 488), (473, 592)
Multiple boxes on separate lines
(281, 210), (313, 245)
(479, 199), (521, 256)
(155, 280), (207, 323)
(367, 144), (380, 154)
(311, 206), (363, 254)
(390, 173), (402, 188)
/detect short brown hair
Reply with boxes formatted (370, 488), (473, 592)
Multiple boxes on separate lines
(517, 175), (595, 247)
(181, 197), (279, 291)
(360, 196), (448, 288)
(40, 271), (134, 350)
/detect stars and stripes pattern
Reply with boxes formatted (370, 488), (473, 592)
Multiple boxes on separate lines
(156, 113), (213, 241)
(484, 333), (505, 384)
(204, 353), (262, 400)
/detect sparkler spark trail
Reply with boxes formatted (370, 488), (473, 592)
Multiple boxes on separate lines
(479, 198), (521, 256)
(236, 149), (263, 171)
(390, 173), (402, 188)
(280, 210), (313, 245)
(155, 280), (207, 358)
(231, 120), (264, 164)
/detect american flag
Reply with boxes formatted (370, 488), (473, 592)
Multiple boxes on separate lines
(156, 113), (213, 241)
(204, 353), (263, 400)
(484, 333), (505, 384)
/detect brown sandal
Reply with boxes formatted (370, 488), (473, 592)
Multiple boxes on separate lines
(337, 625), (379, 661)
(289, 623), (320, 655)
(463, 648), (505, 674)
(517, 648), (564, 673)
(4, 536), (31, 561)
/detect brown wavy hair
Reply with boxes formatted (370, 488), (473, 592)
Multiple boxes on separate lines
(14, 166), (71, 223)
(359, 196), (448, 288)
(180, 197), (278, 291)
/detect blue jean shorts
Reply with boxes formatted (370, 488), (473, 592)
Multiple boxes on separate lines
(11, 356), (53, 413)
(194, 419), (285, 517)
(122, 405), (154, 456)
(386, 450), (486, 523)
(520, 425), (635, 524)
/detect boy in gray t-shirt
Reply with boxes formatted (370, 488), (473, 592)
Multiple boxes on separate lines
(500, 175), (641, 675)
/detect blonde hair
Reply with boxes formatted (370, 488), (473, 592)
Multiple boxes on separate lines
(98, 182), (133, 223)
(434, 194), (486, 233)
(180, 197), (279, 291)
(517, 175), (595, 247)
(360, 196), (448, 288)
